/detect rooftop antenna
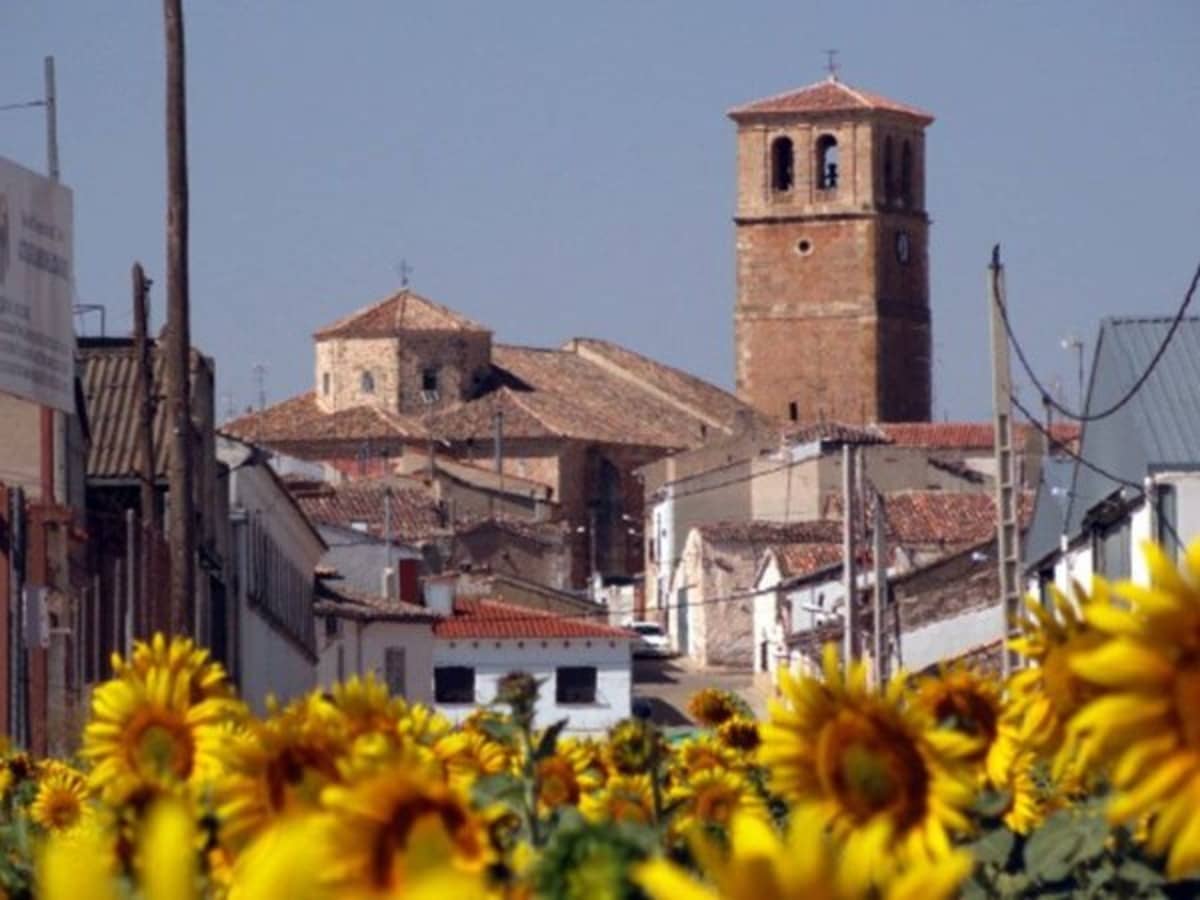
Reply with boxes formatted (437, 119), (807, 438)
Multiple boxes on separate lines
(824, 49), (840, 81)
(252, 363), (267, 412)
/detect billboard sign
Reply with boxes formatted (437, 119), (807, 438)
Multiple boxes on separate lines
(0, 155), (74, 413)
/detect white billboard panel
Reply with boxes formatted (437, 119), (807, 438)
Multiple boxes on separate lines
(0, 155), (74, 413)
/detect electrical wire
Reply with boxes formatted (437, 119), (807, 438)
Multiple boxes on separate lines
(996, 257), (1200, 423)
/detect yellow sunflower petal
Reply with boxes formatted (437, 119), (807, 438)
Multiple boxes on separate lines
(1070, 639), (1173, 689)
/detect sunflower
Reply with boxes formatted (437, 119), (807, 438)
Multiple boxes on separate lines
(687, 688), (743, 727)
(580, 774), (656, 826)
(30, 767), (89, 832)
(1007, 585), (1105, 785)
(634, 807), (971, 900)
(666, 767), (766, 836)
(215, 693), (348, 850)
(82, 651), (240, 805)
(716, 717), (761, 755)
(604, 719), (665, 776)
(113, 633), (235, 705)
(329, 674), (406, 744)
(535, 742), (603, 814)
(670, 735), (739, 780)
(321, 765), (491, 894)
(760, 645), (976, 888)
(1065, 539), (1200, 877)
(913, 663), (1001, 765)
(434, 730), (512, 793)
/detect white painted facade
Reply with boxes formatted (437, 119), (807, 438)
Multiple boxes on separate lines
(221, 438), (323, 714)
(432, 638), (632, 735)
(897, 602), (1000, 673)
(316, 617), (436, 705)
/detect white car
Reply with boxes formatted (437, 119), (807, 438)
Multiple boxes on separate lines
(628, 621), (672, 658)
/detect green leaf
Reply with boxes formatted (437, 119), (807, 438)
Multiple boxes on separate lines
(1116, 858), (1165, 887)
(479, 716), (520, 746)
(1024, 810), (1084, 883)
(971, 826), (1016, 867)
(973, 788), (1012, 820)
(472, 773), (526, 809)
(534, 719), (569, 761)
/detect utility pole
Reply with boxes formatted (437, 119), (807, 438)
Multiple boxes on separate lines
(988, 246), (1022, 676)
(383, 487), (394, 604)
(164, 0), (195, 636)
(841, 443), (858, 666)
(871, 490), (887, 685)
(43, 57), (65, 505)
(133, 263), (159, 636)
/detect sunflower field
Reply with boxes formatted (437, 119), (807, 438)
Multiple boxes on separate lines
(0, 539), (1199, 898)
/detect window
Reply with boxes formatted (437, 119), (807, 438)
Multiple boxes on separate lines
(384, 647), (406, 696)
(435, 666), (475, 704)
(324, 615), (340, 638)
(322, 372), (331, 396)
(556, 666), (598, 704)
(788, 401), (799, 422)
(360, 370), (375, 393)
(816, 134), (839, 190)
(422, 367), (439, 392)
(883, 136), (895, 205)
(900, 140), (913, 207)
(1096, 519), (1131, 580)
(770, 136), (794, 192)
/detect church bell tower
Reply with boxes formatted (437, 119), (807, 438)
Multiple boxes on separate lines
(729, 75), (934, 425)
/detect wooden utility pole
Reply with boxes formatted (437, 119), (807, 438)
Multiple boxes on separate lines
(988, 246), (1022, 676)
(164, 0), (195, 636)
(871, 490), (887, 685)
(841, 443), (858, 665)
(132, 263), (158, 637)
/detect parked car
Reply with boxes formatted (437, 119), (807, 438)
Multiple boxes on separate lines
(627, 621), (672, 658)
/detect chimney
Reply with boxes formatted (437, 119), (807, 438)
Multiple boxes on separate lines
(422, 573), (457, 616)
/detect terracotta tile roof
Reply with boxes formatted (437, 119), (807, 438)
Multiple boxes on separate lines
(878, 422), (1081, 450)
(423, 455), (554, 497)
(433, 597), (633, 640)
(454, 515), (568, 546)
(773, 542), (846, 578)
(291, 477), (447, 544)
(222, 392), (423, 449)
(315, 580), (439, 622)
(314, 289), (489, 339)
(728, 78), (934, 123)
(881, 490), (1034, 546)
(785, 422), (891, 446)
(698, 519), (844, 545)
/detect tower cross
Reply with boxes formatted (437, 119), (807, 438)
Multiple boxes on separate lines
(396, 258), (413, 288)
(823, 49), (840, 80)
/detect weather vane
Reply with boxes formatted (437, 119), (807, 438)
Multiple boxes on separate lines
(396, 258), (413, 289)
(824, 49), (840, 80)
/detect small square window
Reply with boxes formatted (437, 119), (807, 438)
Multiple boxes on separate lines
(422, 367), (439, 392)
(435, 666), (475, 704)
(556, 666), (597, 704)
(322, 372), (331, 395)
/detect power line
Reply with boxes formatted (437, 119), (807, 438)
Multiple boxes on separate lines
(997, 258), (1200, 423)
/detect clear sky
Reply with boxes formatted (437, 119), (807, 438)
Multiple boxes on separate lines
(3, 2), (1198, 422)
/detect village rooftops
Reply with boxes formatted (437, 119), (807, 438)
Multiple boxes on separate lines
(290, 476), (447, 544)
(432, 597), (633, 641)
(696, 519), (844, 545)
(728, 77), (934, 124)
(313, 289), (490, 339)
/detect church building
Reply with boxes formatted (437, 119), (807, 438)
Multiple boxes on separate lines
(729, 75), (934, 426)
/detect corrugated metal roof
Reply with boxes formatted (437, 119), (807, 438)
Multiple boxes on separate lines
(1066, 317), (1200, 534)
(80, 339), (210, 480)
(1023, 456), (1074, 565)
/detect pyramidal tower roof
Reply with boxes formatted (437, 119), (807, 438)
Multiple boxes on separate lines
(728, 76), (934, 124)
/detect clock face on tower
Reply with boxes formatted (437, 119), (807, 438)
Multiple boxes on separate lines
(895, 231), (911, 265)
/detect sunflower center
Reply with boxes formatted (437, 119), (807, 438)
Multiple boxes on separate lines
(819, 711), (928, 829)
(1175, 664), (1200, 749)
(538, 758), (581, 808)
(128, 712), (195, 783)
(44, 790), (82, 828)
(696, 788), (735, 825)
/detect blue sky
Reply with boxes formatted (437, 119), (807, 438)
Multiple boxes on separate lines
(3, 2), (1198, 421)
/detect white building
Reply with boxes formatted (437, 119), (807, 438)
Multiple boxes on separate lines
(1024, 317), (1200, 597)
(219, 436), (325, 713)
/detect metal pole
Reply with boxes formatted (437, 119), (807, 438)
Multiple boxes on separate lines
(164, 0), (195, 636)
(841, 444), (858, 666)
(133, 263), (158, 637)
(988, 246), (1022, 676)
(383, 488), (393, 603)
(43, 57), (59, 180)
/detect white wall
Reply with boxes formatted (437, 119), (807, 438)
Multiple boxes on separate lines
(433, 638), (632, 735)
(240, 608), (315, 714)
(317, 618), (435, 706)
(752, 557), (781, 675)
(898, 602), (1001, 672)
